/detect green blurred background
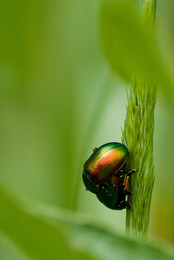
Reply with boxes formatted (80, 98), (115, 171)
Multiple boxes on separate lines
(1, 0), (174, 258)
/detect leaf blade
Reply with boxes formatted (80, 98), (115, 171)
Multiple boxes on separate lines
(0, 186), (91, 260)
(0, 185), (174, 260)
(100, 1), (174, 102)
(31, 203), (174, 260)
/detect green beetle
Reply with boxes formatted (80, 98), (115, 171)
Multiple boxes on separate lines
(82, 142), (136, 210)
(82, 142), (129, 193)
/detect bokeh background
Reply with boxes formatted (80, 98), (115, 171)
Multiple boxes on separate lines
(1, 0), (174, 258)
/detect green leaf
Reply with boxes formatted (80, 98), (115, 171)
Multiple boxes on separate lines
(100, 1), (174, 102)
(0, 185), (174, 260)
(31, 203), (174, 260)
(0, 185), (91, 260)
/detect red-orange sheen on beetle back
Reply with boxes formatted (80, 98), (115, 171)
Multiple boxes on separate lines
(84, 142), (129, 184)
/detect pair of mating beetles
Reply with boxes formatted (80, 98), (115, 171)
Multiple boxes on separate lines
(82, 142), (137, 210)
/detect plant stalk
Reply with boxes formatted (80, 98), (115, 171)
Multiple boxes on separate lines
(122, 0), (157, 236)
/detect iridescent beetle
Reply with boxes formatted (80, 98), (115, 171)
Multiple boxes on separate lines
(82, 142), (136, 210)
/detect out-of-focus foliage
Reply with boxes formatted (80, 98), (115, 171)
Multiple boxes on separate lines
(0, 185), (91, 260)
(0, 185), (174, 260)
(0, 0), (174, 259)
(100, 1), (174, 103)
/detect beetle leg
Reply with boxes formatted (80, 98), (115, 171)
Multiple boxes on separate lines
(115, 168), (138, 177)
(125, 190), (133, 195)
(125, 201), (132, 210)
(93, 147), (98, 152)
(127, 168), (138, 175)
(124, 176), (129, 191)
(123, 169), (138, 192)
(119, 200), (132, 210)
(122, 189), (133, 196)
